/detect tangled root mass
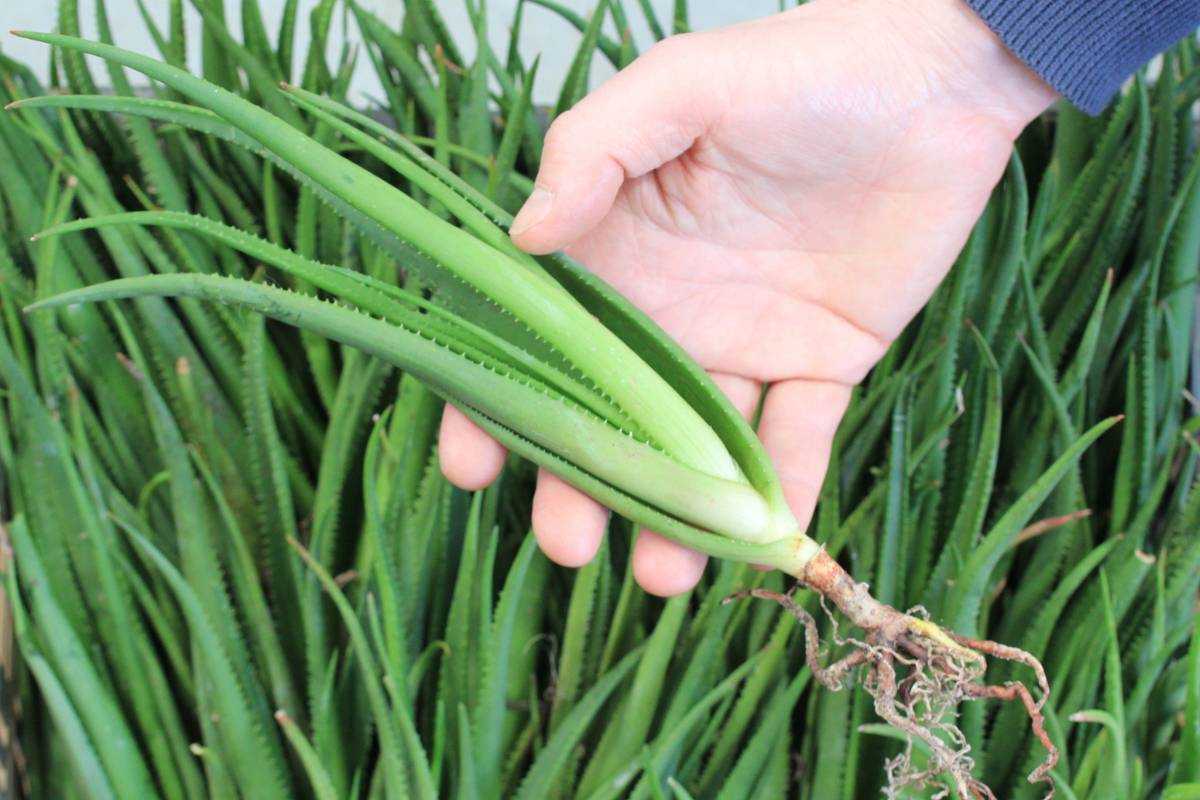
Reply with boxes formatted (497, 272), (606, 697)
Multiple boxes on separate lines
(725, 551), (1058, 800)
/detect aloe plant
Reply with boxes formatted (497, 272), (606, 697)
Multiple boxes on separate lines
(1, 3), (1198, 799)
(9, 28), (1129, 796)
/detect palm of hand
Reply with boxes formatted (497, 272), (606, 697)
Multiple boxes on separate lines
(565, 57), (1016, 514)
(440, 0), (1051, 595)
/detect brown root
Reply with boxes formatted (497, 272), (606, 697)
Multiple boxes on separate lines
(726, 551), (1058, 800)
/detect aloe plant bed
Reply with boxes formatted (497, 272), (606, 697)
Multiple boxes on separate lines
(1, 2), (1198, 799)
(15, 27), (1083, 796)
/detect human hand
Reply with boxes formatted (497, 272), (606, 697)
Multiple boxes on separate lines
(439, 0), (1056, 595)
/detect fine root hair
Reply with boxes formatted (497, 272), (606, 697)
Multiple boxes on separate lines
(724, 580), (1058, 800)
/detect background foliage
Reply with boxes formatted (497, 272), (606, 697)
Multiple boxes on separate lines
(0, 1), (1198, 798)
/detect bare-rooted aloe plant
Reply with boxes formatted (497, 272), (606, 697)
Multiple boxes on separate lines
(13, 31), (1123, 797)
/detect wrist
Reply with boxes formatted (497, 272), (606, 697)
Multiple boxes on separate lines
(890, 0), (1058, 134)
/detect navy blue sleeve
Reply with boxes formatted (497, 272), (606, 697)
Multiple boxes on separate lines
(964, 0), (1200, 113)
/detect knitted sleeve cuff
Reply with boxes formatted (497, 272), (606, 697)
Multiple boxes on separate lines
(964, 0), (1200, 114)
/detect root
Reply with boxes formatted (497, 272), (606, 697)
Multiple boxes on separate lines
(723, 587), (870, 690)
(726, 551), (1058, 799)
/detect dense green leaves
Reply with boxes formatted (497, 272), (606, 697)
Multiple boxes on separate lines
(1, 4), (1199, 800)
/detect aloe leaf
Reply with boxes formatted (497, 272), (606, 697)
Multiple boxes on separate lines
(275, 711), (338, 800)
(697, 614), (791, 792)
(876, 380), (910, 607)
(300, 0), (337, 92)
(549, 551), (602, 733)
(1176, 610), (1200, 783)
(189, 447), (301, 721)
(56, 0), (120, 146)
(362, 409), (412, 702)
(577, 592), (689, 795)
(16, 31), (745, 485)
(978, 153), (1028, 341)
(119, 522), (290, 798)
(1070, 709), (1127, 797)
(94, 0), (188, 214)
(490, 55), (538, 203)
(29, 273), (794, 553)
(553, 0), (609, 117)
(7, 516), (154, 798)
(6, 94), (269, 161)
(60, 388), (195, 800)
(1041, 87), (1138, 259)
(715, 670), (810, 800)
(513, 647), (644, 800)
(809, 675), (854, 797)
(1058, 270), (1113, 403)
(633, 0), (666, 40)
(459, 0), (494, 186)
(984, 536), (1123, 787)
(243, 313), (308, 671)
(190, 0), (300, 122)
(0, 333), (92, 637)
(440, 491), (486, 764)
(630, 651), (766, 799)
(1099, 569), (1127, 738)
(945, 415), (1122, 632)
(4, 546), (117, 800)
(527, 0), (624, 67)
(408, 0), (466, 71)
(456, 703), (479, 800)
(671, 0), (689, 34)
(473, 535), (538, 791)
(224, 78), (780, 504)
(290, 537), (436, 800)
(278, 86), (538, 271)
(349, 2), (439, 119)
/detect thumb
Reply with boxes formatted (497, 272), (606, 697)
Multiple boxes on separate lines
(510, 35), (717, 254)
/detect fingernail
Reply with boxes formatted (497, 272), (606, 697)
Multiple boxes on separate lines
(510, 186), (554, 237)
